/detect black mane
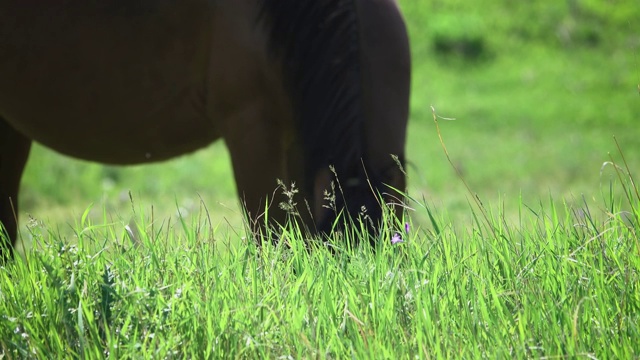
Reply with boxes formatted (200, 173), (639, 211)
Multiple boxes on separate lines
(259, 0), (364, 194)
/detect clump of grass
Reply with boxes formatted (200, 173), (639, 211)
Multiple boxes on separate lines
(2, 159), (640, 358)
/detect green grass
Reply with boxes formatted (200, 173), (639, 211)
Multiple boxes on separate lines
(2, 173), (639, 358)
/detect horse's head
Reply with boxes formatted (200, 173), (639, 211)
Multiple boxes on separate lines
(308, 0), (411, 239)
(261, 0), (410, 241)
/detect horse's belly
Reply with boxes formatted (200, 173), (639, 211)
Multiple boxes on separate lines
(9, 90), (220, 165)
(0, 0), (219, 164)
(2, 66), (222, 162)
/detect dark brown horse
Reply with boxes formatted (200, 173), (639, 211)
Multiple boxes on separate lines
(0, 0), (411, 260)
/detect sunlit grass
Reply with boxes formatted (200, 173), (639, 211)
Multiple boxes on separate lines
(2, 172), (639, 358)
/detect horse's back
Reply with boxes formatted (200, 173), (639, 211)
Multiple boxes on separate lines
(0, 1), (222, 164)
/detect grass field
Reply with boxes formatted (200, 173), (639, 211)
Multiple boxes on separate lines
(2, 175), (639, 357)
(2, 0), (640, 358)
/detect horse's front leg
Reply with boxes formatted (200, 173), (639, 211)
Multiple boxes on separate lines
(0, 117), (32, 262)
(221, 100), (302, 243)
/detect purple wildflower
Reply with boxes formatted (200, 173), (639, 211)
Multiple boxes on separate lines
(391, 233), (404, 245)
(391, 222), (410, 245)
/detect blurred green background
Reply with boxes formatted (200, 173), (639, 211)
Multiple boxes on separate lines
(17, 0), (640, 236)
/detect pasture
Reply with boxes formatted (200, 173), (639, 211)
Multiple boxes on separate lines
(2, 0), (640, 357)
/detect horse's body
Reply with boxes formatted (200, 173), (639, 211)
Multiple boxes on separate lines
(0, 0), (411, 259)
